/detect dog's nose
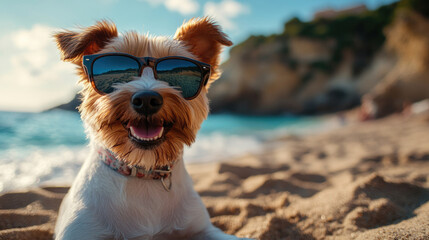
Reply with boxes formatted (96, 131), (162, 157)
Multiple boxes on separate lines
(131, 91), (163, 115)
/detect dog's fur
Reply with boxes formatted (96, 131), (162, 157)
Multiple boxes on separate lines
(53, 19), (248, 240)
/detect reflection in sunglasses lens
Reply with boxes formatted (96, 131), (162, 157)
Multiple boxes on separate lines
(93, 56), (140, 93)
(156, 59), (202, 98)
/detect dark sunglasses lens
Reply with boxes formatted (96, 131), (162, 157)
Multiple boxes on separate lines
(156, 59), (202, 98)
(92, 56), (140, 94)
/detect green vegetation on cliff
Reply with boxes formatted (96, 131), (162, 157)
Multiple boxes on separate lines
(284, 4), (396, 74)
(231, 0), (427, 76)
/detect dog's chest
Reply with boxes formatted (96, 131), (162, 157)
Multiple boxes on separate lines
(95, 171), (197, 239)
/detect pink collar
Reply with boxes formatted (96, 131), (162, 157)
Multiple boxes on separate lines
(98, 148), (173, 191)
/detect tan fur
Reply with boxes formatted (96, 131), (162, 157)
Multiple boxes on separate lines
(174, 17), (233, 88)
(54, 19), (230, 169)
(54, 20), (118, 64)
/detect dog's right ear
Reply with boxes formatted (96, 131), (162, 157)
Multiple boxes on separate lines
(54, 20), (118, 64)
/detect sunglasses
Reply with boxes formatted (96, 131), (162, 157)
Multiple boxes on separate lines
(82, 53), (211, 99)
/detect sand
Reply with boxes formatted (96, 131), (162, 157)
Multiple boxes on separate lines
(1, 112), (429, 240)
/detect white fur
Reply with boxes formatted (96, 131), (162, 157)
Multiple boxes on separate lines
(111, 68), (172, 102)
(54, 68), (250, 239)
(55, 143), (248, 239)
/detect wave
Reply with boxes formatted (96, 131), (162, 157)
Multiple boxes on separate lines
(185, 133), (263, 163)
(0, 146), (87, 192)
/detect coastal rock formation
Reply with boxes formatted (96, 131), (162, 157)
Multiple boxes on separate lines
(208, 3), (401, 115)
(209, 38), (397, 115)
(47, 94), (80, 112)
(363, 11), (429, 118)
(209, 0), (429, 116)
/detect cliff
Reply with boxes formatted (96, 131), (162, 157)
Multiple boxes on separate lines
(208, 2), (398, 115)
(46, 94), (80, 112)
(209, 0), (429, 116)
(362, 10), (429, 118)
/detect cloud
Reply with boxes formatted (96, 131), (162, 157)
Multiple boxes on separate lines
(0, 25), (78, 112)
(204, 0), (250, 30)
(142, 0), (199, 15)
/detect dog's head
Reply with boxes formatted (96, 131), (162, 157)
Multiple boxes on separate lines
(55, 18), (232, 168)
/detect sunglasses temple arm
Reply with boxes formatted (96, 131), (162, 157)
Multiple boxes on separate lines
(82, 66), (91, 81)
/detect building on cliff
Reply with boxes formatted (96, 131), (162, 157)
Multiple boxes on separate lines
(314, 4), (368, 20)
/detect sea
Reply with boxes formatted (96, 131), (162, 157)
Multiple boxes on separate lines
(0, 110), (336, 192)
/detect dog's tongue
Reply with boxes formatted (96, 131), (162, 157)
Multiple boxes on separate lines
(130, 125), (163, 139)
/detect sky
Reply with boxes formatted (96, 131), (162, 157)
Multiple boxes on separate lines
(0, 0), (397, 112)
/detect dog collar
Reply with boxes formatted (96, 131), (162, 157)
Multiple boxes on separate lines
(98, 148), (173, 191)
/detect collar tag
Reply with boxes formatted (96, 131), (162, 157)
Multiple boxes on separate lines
(130, 167), (137, 177)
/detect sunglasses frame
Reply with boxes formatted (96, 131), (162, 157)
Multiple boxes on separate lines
(82, 52), (211, 100)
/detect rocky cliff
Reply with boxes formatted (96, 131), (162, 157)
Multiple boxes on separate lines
(362, 10), (429, 118)
(208, 2), (394, 115)
(209, 0), (429, 116)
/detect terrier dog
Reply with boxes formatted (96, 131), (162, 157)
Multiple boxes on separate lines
(54, 18), (248, 240)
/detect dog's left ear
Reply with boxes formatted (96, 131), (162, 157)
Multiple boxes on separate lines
(54, 20), (118, 65)
(174, 17), (232, 87)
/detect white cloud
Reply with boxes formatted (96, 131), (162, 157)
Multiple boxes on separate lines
(0, 25), (78, 112)
(204, 0), (249, 30)
(142, 0), (199, 15)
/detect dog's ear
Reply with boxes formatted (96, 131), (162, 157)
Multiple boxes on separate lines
(174, 17), (232, 87)
(54, 20), (118, 64)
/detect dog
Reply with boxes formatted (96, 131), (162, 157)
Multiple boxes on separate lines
(53, 18), (249, 240)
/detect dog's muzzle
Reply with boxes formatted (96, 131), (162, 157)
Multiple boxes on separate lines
(131, 90), (163, 116)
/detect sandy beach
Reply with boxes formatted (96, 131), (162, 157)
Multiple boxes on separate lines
(1, 111), (429, 240)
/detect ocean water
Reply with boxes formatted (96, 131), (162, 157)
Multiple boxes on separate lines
(0, 110), (332, 192)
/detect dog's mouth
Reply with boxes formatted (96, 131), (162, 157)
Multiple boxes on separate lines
(123, 119), (173, 149)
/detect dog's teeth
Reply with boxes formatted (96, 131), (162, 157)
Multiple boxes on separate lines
(157, 128), (164, 139)
(130, 126), (164, 142)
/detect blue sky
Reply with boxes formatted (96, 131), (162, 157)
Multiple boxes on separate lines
(0, 0), (397, 112)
